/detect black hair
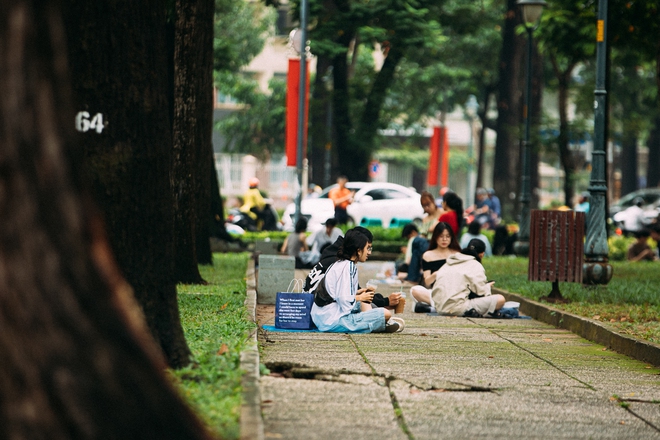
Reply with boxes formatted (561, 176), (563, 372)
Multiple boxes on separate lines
(461, 238), (486, 262)
(294, 217), (308, 233)
(325, 218), (337, 227)
(401, 223), (418, 238)
(352, 226), (373, 243)
(634, 229), (651, 239)
(337, 229), (370, 260)
(428, 221), (460, 251)
(442, 191), (464, 230)
(467, 220), (482, 236)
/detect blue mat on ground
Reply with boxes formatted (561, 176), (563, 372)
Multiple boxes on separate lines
(261, 325), (369, 333)
(261, 324), (320, 333)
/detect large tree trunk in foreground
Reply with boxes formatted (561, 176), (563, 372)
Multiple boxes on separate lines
(172, 0), (214, 281)
(493, 0), (524, 220)
(0, 2), (214, 438)
(63, 2), (192, 368)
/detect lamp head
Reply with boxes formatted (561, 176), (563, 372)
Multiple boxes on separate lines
(517, 0), (547, 28)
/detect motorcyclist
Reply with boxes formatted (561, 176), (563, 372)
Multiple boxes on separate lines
(240, 177), (267, 229)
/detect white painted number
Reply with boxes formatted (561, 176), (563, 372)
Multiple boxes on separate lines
(75, 111), (105, 133)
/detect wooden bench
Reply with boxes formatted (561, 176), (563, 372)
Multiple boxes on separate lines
(528, 210), (585, 302)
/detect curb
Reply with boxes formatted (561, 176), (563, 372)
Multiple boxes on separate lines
(240, 258), (264, 440)
(494, 288), (660, 367)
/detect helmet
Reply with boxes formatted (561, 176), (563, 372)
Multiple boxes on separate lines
(248, 177), (260, 188)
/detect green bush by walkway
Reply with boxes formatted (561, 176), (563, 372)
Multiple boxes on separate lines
(484, 257), (660, 345)
(171, 252), (253, 440)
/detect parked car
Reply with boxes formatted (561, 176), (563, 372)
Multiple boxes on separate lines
(609, 188), (660, 227)
(281, 182), (424, 231)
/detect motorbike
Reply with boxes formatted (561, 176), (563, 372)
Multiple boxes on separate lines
(226, 203), (281, 232)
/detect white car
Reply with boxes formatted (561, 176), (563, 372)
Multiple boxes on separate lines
(282, 182), (424, 231)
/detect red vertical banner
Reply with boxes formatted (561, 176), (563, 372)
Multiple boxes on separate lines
(439, 127), (449, 187)
(285, 58), (309, 167)
(427, 126), (440, 186)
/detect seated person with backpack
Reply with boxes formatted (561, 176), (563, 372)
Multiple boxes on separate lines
(307, 229), (405, 333)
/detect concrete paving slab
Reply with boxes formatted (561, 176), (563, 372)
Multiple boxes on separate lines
(261, 375), (407, 440)
(390, 379), (660, 439)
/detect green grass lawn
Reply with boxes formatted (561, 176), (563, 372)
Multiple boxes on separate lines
(170, 252), (253, 440)
(484, 257), (660, 344)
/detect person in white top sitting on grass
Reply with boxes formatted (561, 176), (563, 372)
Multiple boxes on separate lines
(310, 229), (405, 333)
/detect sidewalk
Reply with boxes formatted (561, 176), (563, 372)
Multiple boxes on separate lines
(247, 262), (660, 439)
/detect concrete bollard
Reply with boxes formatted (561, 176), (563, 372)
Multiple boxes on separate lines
(257, 254), (295, 304)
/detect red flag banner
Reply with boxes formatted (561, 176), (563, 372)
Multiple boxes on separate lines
(285, 58), (309, 167)
(439, 126), (449, 187)
(427, 126), (440, 186)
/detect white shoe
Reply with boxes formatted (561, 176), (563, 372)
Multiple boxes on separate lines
(385, 317), (405, 333)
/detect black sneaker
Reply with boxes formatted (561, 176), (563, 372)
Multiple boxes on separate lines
(414, 302), (432, 314)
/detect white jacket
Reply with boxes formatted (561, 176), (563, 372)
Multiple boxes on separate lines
(310, 260), (359, 331)
(431, 253), (491, 315)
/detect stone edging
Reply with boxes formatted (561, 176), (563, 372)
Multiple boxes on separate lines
(495, 288), (660, 367)
(240, 258), (264, 440)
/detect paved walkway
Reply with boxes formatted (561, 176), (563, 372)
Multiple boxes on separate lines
(254, 262), (660, 439)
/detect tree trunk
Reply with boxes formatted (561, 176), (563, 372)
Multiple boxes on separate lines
(309, 56), (332, 187)
(172, 0), (214, 283)
(620, 131), (638, 196)
(352, 45), (404, 181)
(553, 58), (578, 207)
(63, 1), (192, 368)
(530, 40), (543, 210)
(493, 0), (524, 220)
(648, 45), (660, 188)
(332, 41), (355, 180)
(647, 116), (660, 188)
(0, 2), (214, 437)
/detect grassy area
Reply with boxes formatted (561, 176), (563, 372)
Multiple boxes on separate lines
(170, 252), (253, 440)
(484, 257), (660, 344)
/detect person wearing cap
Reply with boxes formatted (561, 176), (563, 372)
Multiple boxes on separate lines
(305, 218), (344, 265)
(240, 177), (266, 222)
(429, 238), (505, 318)
(328, 175), (354, 225)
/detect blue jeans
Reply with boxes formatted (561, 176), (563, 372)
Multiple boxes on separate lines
(406, 236), (429, 282)
(323, 303), (386, 333)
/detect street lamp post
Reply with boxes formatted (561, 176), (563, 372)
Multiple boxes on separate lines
(583, 0), (613, 285)
(514, 0), (546, 256)
(465, 95), (479, 208)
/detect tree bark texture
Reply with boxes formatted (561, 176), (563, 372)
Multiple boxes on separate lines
(309, 55), (332, 186)
(63, 1), (192, 368)
(172, 0), (215, 282)
(0, 2), (214, 438)
(493, 0), (524, 220)
(529, 41), (543, 210)
(551, 56), (578, 207)
(647, 116), (660, 188)
(620, 131), (638, 196)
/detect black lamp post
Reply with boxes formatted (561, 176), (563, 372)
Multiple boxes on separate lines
(583, 0), (613, 285)
(514, 0), (546, 256)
